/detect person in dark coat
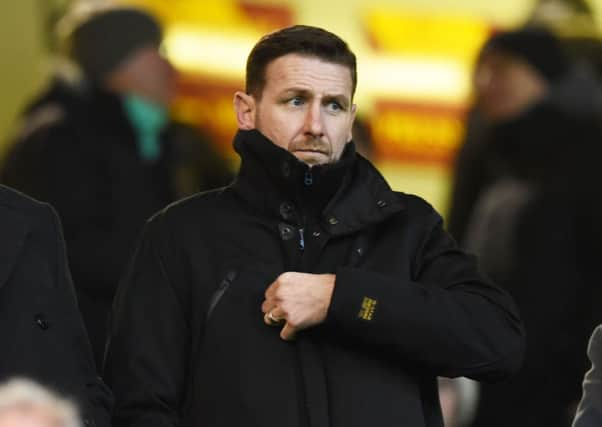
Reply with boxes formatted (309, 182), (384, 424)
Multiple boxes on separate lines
(446, 28), (602, 427)
(573, 325), (602, 426)
(0, 185), (112, 427)
(1, 6), (233, 368)
(104, 25), (525, 427)
(448, 27), (570, 242)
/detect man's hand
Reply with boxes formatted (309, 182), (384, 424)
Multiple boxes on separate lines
(261, 272), (335, 341)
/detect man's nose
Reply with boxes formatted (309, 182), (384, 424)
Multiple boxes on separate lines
(303, 102), (324, 137)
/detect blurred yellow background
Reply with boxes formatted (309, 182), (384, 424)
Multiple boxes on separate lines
(1, 0), (599, 214)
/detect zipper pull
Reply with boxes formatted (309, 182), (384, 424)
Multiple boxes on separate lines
(304, 169), (313, 186)
(207, 269), (237, 321)
(299, 228), (305, 251)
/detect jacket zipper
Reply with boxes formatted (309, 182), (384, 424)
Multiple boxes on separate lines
(304, 169), (313, 186)
(206, 270), (237, 321)
(299, 228), (305, 251)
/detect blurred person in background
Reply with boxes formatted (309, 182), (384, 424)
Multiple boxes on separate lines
(527, 0), (602, 79)
(0, 4), (234, 368)
(350, 116), (375, 160)
(447, 27), (602, 427)
(0, 185), (111, 427)
(573, 324), (602, 426)
(439, 377), (479, 427)
(0, 379), (81, 427)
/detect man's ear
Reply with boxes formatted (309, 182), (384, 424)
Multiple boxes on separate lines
(234, 91), (256, 130)
(347, 104), (358, 142)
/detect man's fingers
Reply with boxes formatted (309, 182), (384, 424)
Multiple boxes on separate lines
(280, 322), (296, 341)
(263, 311), (275, 325)
(263, 276), (285, 313)
(261, 299), (274, 314)
(265, 272), (293, 298)
(264, 278), (281, 299)
(271, 306), (286, 320)
(264, 306), (286, 326)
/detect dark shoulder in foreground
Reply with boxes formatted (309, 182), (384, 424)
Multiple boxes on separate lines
(0, 185), (52, 219)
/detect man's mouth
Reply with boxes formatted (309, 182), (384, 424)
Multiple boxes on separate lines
(295, 148), (326, 154)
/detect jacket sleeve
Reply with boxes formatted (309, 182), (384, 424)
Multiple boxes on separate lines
(104, 212), (191, 427)
(573, 326), (602, 427)
(325, 204), (525, 382)
(44, 204), (113, 427)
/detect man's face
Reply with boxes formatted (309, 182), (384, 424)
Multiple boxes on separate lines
(252, 54), (356, 166)
(106, 44), (177, 106)
(474, 51), (548, 122)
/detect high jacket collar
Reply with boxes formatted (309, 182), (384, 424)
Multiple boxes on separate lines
(231, 129), (404, 236)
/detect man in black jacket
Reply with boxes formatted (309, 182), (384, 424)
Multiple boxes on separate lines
(1, 6), (233, 368)
(0, 185), (111, 427)
(105, 25), (525, 427)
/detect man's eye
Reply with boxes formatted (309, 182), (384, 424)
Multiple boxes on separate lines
(289, 97), (304, 106)
(327, 101), (342, 112)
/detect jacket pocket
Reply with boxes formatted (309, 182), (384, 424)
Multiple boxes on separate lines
(206, 269), (238, 322)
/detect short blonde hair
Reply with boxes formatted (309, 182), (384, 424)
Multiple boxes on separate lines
(0, 378), (81, 427)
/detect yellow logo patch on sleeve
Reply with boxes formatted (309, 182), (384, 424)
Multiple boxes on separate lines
(358, 297), (377, 321)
